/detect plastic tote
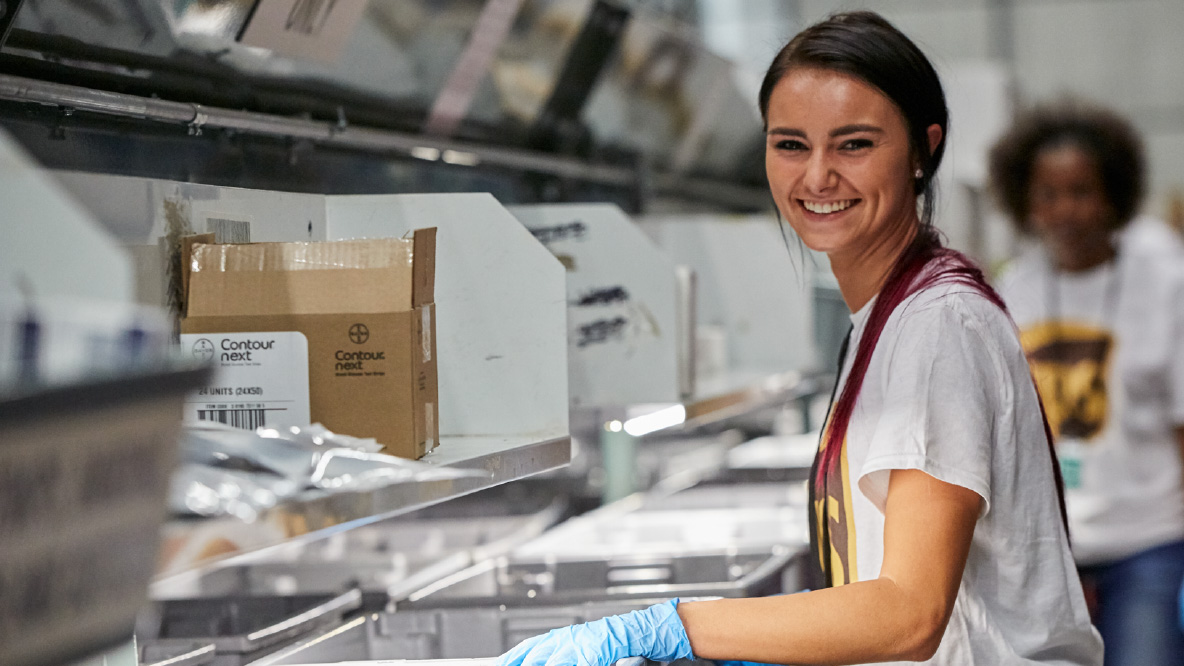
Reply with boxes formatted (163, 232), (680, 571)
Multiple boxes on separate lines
(0, 366), (210, 666)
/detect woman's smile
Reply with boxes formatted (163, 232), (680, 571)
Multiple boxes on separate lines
(800, 198), (861, 215)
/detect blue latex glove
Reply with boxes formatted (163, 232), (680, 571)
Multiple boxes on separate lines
(496, 599), (695, 666)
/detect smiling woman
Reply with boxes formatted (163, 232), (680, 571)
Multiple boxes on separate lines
(763, 67), (928, 312)
(494, 11), (1103, 666)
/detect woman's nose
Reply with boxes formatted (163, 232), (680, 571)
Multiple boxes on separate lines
(804, 151), (836, 193)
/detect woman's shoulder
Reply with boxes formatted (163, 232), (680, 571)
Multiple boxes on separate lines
(896, 278), (1017, 338)
(876, 279), (1025, 380)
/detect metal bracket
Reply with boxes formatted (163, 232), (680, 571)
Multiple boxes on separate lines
(188, 104), (208, 136)
(49, 105), (74, 140)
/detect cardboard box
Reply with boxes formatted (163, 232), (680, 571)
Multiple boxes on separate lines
(181, 230), (439, 459)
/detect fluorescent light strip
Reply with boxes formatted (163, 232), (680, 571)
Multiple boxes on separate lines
(623, 404), (686, 436)
(410, 146), (441, 161)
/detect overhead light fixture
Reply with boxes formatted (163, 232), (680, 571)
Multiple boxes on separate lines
(410, 146), (441, 161)
(623, 404), (686, 437)
(442, 150), (480, 166)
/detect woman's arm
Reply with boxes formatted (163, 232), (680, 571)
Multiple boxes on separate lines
(678, 468), (981, 665)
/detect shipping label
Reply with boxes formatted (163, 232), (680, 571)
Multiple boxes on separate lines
(180, 331), (310, 430)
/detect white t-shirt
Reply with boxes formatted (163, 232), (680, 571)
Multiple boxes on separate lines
(820, 278), (1102, 665)
(1119, 215), (1184, 259)
(996, 248), (1184, 565)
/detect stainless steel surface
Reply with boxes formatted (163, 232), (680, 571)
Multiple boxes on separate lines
(170, 499), (567, 601)
(246, 590), (364, 648)
(400, 540), (805, 606)
(639, 482), (809, 512)
(143, 643), (217, 666)
(726, 433), (817, 470)
(141, 589), (365, 666)
(145, 589), (363, 653)
(563, 371), (820, 498)
(157, 435), (572, 581)
(515, 500), (808, 559)
(682, 370), (817, 431)
(274, 661), (503, 666)
(675, 266), (696, 400)
(701, 432), (819, 485)
(588, 370), (820, 446)
(394, 489), (809, 609)
(637, 430), (743, 497)
(252, 602), (684, 664)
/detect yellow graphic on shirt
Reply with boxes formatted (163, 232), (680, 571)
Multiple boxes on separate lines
(1019, 321), (1113, 441)
(813, 425), (858, 586)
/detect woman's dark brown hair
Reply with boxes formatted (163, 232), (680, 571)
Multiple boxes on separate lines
(989, 99), (1146, 232)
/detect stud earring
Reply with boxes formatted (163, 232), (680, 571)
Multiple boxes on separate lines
(914, 168), (924, 179)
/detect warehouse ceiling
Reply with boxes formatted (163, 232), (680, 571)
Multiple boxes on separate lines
(1, 0), (766, 195)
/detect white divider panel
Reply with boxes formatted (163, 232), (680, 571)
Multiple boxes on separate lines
(325, 193), (568, 439)
(637, 213), (818, 375)
(52, 171), (327, 245)
(509, 204), (681, 409)
(0, 132), (132, 301)
(52, 173), (328, 310)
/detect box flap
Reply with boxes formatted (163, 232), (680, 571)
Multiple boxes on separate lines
(193, 237), (413, 273)
(411, 227), (436, 307)
(188, 238), (416, 317)
(181, 233), (215, 317)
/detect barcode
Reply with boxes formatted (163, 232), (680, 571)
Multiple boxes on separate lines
(207, 217), (251, 243)
(197, 408), (266, 429)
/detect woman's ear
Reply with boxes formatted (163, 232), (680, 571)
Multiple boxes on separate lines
(926, 124), (944, 156)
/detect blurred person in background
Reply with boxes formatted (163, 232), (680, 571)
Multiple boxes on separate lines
(991, 100), (1184, 666)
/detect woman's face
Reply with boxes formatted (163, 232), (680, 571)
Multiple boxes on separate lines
(1027, 143), (1116, 271)
(764, 67), (922, 261)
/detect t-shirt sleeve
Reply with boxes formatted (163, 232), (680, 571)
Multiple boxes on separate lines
(856, 295), (1006, 518)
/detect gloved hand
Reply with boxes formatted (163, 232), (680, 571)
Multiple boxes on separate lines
(495, 599), (694, 666)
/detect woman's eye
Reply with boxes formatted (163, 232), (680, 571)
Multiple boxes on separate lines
(840, 138), (874, 151)
(775, 139), (807, 151)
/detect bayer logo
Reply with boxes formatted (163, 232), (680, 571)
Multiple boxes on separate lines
(349, 323), (369, 344)
(192, 338), (216, 362)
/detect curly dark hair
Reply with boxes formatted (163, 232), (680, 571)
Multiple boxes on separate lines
(988, 99), (1146, 233)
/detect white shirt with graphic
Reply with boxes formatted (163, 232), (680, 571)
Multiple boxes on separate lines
(826, 279), (1101, 664)
(996, 248), (1184, 565)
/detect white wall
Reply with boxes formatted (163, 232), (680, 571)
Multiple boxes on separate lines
(0, 134), (132, 302)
